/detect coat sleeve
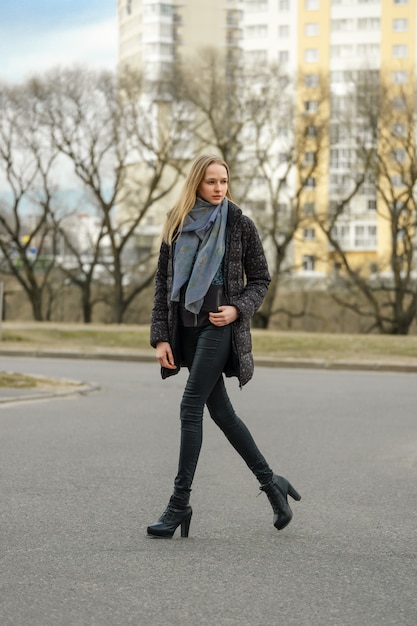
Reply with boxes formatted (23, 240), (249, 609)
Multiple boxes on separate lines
(229, 217), (271, 320)
(150, 241), (171, 348)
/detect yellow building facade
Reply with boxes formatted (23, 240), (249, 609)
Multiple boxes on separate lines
(117, 1), (417, 280)
(294, 0), (416, 279)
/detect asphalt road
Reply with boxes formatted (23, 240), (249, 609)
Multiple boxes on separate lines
(1, 356), (416, 626)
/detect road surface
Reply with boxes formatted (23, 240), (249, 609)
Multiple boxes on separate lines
(1, 356), (416, 625)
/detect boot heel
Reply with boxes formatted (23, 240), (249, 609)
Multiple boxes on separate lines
(181, 515), (192, 538)
(260, 474), (301, 531)
(287, 482), (301, 502)
(147, 503), (192, 538)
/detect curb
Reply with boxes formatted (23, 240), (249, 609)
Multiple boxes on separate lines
(0, 362), (102, 405)
(0, 382), (102, 405)
(254, 356), (417, 373)
(1, 347), (417, 373)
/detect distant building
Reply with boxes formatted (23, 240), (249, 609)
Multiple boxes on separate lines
(117, 0), (417, 280)
(118, 0), (242, 79)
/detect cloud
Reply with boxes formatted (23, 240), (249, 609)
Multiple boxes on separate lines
(1, 16), (118, 83)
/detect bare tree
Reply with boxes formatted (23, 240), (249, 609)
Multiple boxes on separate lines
(0, 82), (59, 320)
(319, 71), (417, 334)
(170, 58), (328, 327)
(38, 67), (190, 323)
(170, 48), (268, 199)
(244, 70), (331, 327)
(50, 211), (108, 323)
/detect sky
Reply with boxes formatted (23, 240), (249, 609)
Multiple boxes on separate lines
(0, 0), (118, 84)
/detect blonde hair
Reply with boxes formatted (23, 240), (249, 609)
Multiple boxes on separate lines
(162, 154), (232, 244)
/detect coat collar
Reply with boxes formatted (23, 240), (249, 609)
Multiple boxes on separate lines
(226, 201), (243, 228)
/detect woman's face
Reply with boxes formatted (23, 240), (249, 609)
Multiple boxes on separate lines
(197, 163), (228, 205)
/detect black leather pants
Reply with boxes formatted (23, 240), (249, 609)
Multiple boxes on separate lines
(173, 323), (273, 502)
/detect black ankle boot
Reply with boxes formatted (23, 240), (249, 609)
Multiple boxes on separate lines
(259, 474), (301, 531)
(147, 497), (192, 539)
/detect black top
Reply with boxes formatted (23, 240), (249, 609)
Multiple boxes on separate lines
(179, 283), (226, 327)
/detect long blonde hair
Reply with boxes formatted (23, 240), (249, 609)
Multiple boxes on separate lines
(162, 154), (232, 244)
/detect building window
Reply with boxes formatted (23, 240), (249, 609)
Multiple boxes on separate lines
(334, 225), (349, 246)
(305, 176), (316, 188)
(246, 0), (268, 10)
(126, 0), (132, 14)
(302, 255), (316, 271)
(331, 45), (354, 58)
(393, 45), (408, 58)
(279, 50), (290, 63)
(331, 96), (350, 115)
(392, 123), (406, 137)
(145, 42), (174, 56)
(367, 199), (376, 211)
(357, 44), (380, 57)
(330, 71), (346, 84)
(391, 175), (405, 188)
(394, 0), (408, 4)
(332, 224), (349, 245)
(305, 23), (319, 36)
(330, 123), (349, 143)
(279, 24), (289, 37)
(279, 0), (290, 9)
(330, 148), (352, 169)
(246, 24), (268, 38)
(330, 173), (351, 193)
(304, 74), (319, 87)
(303, 202), (316, 215)
(304, 100), (318, 114)
(392, 97), (406, 110)
(305, 125), (318, 137)
(393, 18), (408, 31)
(392, 71), (407, 84)
(332, 18), (355, 31)
(245, 50), (268, 63)
(161, 4), (173, 14)
(357, 69), (379, 85)
(358, 17), (380, 30)
(391, 149), (406, 163)
(304, 151), (316, 165)
(303, 228), (316, 240)
(354, 225), (377, 248)
(306, 0), (319, 9)
(305, 48), (319, 62)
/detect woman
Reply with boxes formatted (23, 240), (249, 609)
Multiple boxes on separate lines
(148, 154), (300, 538)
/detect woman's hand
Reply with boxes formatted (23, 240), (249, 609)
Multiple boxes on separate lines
(209, 305), (239, 327)
(156, 341), (177, 369)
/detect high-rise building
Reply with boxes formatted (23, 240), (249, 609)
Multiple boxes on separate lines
(117, 0), (417, 280)
(118, 0), (243, 81)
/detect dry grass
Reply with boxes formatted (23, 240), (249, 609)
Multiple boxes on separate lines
(0, 371), (78, 389)
(251, 329), (417, 362)
(2, 322), (417, 364)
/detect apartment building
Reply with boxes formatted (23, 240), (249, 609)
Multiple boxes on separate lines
(117, 0), (417, 280)
(118, 0), (243, 80)
(117, 0), (244, 241)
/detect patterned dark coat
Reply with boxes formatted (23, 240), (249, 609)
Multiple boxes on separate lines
(150, 201), (271, 387)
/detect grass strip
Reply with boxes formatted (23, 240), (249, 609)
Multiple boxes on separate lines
(2, 326), (417, 362)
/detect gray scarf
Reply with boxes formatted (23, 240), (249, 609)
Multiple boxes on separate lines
(171, 197), (228, 314)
